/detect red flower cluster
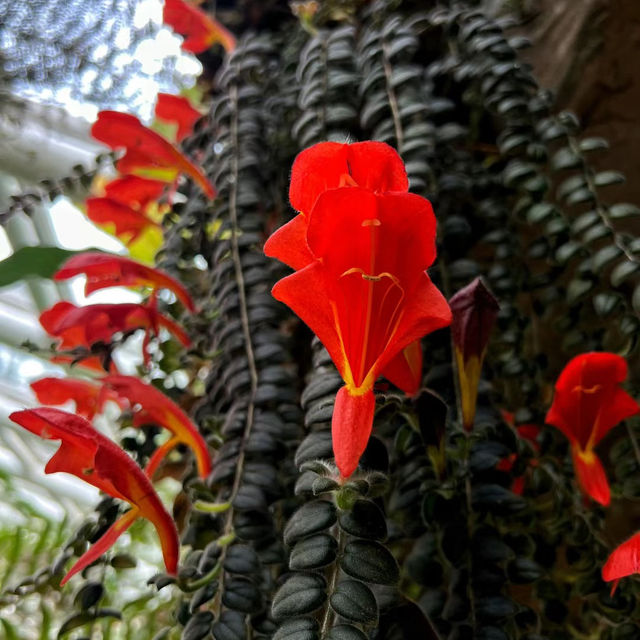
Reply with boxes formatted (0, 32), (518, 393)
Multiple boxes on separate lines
(40, 253), (194, 367)
(163, 0), (236, 54)
(88, 93), (213, 247)
(10, 408), (180, 584)
(545, 352), (640, 594)
(265, 141), (451, 478)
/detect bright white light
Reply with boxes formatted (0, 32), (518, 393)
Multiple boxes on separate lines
(17, 359), (45, 380)
(134, 0), (163, 28)
(0, 227), (11, 260)
(49, 198), (126, 253)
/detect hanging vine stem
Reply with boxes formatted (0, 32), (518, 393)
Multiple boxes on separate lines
(564, 131), (640, 269)
(211, 80), (260, 616)
(319, 525), (345, 635)
(381, 37), (404, 152)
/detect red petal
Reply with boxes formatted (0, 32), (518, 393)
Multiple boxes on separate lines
(332, 386), (376, 478)
(60, 509), (138, 585)
(372, 272), (452, 379)
(155, 93), (202, 142)
(289, 141), (408, 214)
(545, 352), (638, 449)
(163, 0), (236, 53)
(603, 531), (640, 587)
(94, 447), (179, 575)
(55, 252), (195, 312)
(104, 175), (166, 207)
(92, 111), (215, 199)
(263, 214), (314, 271)
(271, 263), (346, 380)
(103, 375), (210, 478)
(86, 197), (158, 241)
(380, 340), (423, 395)
(31, 377), (105, 419)
(572, 446), (611, 506)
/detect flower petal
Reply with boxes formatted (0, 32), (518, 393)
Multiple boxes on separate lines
(379, 340), (423, 395)
(60, 509), (138, 585)
(271, 262), (346, 380)
(163, 0), (236, 53)
(603, 531), (640, 591)
(332, 386), (376, 478)
(30, 377), (112, 419)
(86, 197), (158, 242)
(289, 141), (408, 214)
(155, 93), (202, 142)
(54, 252), (195, 312)
(263, 214), (314, 271)
(572, 446), (611, 506)
(103, 175), (166, 207)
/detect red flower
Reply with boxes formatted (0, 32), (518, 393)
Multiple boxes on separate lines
(104, 175), (167, 207)
(40, 301), (190, 365)
(102, 375), (211, 479)
(9, 408), (179, 584)
(54, 252), (195, 312)
(86, 197), (161, 245)
(545, 352), (638, 506)
(163, 0), (236, 54)
(30, 377), (122, 419)
(270, 185), (451, 478)
(155, 93), (202, 142)
(91, 111), (215, 199)
(265, 141), (425, 397)
(603, 531), (640, 594)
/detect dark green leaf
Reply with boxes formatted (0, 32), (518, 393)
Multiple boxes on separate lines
(272, 573), (327, 620)
(325, 625), (367, 640)
(273, 617), (319, 640)
(340, 540), (399, 585)
(57, 609), (121, 638)
(330, 580), (378, 624)
(290, 534), (337, 570)
(283, 500), (336, 546)
(594, 170), (625, 187)
(338, 499), (387, 540)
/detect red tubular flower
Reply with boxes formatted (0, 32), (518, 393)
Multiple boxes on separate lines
(86, 197), (161, 244)
(265, 141), (424, 396)
(54, 252), (195, 312)
(102, 375), (211, 479)
(104, 175), (167, 207)
(40, 301), (190, 365)
(163, 0), (236, 54)
(545, 352), (639, 506)
(271, 186), (451, 477)
(155, 93), (202, 142)
(603, 531), (640, 594)
(30, 377), (121, 419)
(91, 111), (215, 199)
(9, 408), (179, 584)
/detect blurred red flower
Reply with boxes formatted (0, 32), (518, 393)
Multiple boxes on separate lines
(9, 408), (179, 584)
(545, 352), (638, 506)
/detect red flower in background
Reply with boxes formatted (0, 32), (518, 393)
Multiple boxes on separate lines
(102, 375), (211, 479)
(603, 531), (640, 594)
(40, 301), (190, 365)
(54, 252), (195, 312)
(155, 93), (202, 142)
(9, 408), (179, 584)
(270, 182), (451, 478)
(265, 141), (425, 397)
(91, 111), (215, 199)
(85, 197), (162, 245)
(30, 377), (122, 420)
(545, 352), (638, 506)
(163, 0), (236, 54)
(104, 175), (167, 206)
